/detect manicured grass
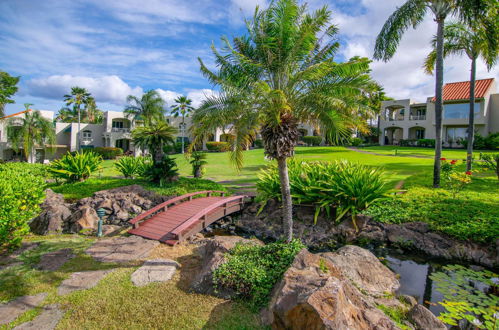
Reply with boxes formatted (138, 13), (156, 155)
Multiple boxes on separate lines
(358, 145), (497, 159)
(0, 236), (264, 329)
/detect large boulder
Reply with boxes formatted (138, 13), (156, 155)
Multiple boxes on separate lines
(29, 190), (72, 235)
(408, 304), (446, 330)
(321, 245), (400, 297)
(190, 236), (263, 298)
(66, 205), (99, 233)
(266, 249), (399, 329)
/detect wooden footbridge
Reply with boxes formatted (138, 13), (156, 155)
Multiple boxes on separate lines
(128, 191), (247, 245)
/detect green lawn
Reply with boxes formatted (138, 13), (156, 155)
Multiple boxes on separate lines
(358, 145), (497, 159)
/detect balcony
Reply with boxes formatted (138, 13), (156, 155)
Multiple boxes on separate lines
(388, 117), (404, 121)
(409, 115), (426, 120)
(111, 128), (130, 133)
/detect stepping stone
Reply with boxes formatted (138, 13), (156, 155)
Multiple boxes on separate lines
(13, 304), (63, 330)
(0, 293), (47, 325)
(131, 259), (180, 287)
(57, 269), (115, 295)
(86, 236), (159, 264)
(37, 248), (75, 271)
(0, 242), (39, 266)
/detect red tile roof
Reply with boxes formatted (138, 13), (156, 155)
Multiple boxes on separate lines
(0, 109), (32, 120)
(432, 78), (495, 102)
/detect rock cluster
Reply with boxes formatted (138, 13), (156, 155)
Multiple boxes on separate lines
(239, 201), (498, 268)
(29, 185), (169, 235)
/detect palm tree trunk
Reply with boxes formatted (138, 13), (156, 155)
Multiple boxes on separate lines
(466, 57), (476, 171)
(277, 157), (293, 242)
(433, 18), (445, 188)
(77, 105), (81, 151)
(181, 115), (185, 154)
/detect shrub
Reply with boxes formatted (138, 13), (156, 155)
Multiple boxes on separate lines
(399, 139), (417, 147)
(189, 152), (207, 178)
(141, 155), (179, 186)
(49, 151), (102, 182)
(164, 142), (191, 154)
(206, 141), (230, 152)
(213, 239), (305, 310)
(256, 160), (388, 227)
(350, 137), (363, 147)
(417, 139), (435, 148)
(0, 163), (46, 252)
(92, 147), (123, 159)
(254, 139), (263, 148)
(480, 153), (498, 180)
(302, 136), (322, 146)
(115, 156), (142, 178)
(484, 132), (499, 149)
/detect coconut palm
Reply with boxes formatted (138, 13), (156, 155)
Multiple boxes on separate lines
(132, 122), (177, 164)
(64, 87), (92, 150)
(171, 96), (194, 154)
(373, 0), (492, 187)
(7, 110), (55, 163)
(124, 90), (166, 126)
(424, 20), (498, 171)
(192, 0), (379, 241)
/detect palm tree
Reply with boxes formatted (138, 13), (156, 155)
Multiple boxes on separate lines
(132, 122), (177, 164)
(85, 97), (104, 124)
(424, 21), (498, 171)
(373, 0), (492, 188)
(7, 110), (55, 163)
(64, 87), (92, 150)
(0, 71), (20, 118)
(192, 0), (378, 241)
(124, 90), (166, 126)
(171, 96), (194, 154)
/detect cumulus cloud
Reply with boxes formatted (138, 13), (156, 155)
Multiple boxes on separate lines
(26, 75), (143, 105)
(156, 88), (218, 108)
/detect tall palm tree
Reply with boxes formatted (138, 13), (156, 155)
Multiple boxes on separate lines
(7, 110), (55, 163)
(192, 0), (378, 241)
(124, 90), (166, 126)
(132, 122), (177, 164)
(85, 97), (104, 124)
(424, 21), (498, 171)
(0, 71), (20, 118)
(373, 0), (492, 188)
(171, 96), (194, 153)
(64, 87), (92, 150)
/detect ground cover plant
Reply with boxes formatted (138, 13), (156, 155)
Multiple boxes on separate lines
(213, 239), (305, 310)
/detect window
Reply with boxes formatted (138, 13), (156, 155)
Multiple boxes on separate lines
(112, 121), (124, 128)
(82, 130), (92, 139)
(415, 129), (425, 139)
(444, 102), (480, 119)
(446, 127), (468, 141)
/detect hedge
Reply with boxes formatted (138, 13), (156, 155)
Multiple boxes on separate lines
(206, 141), (230, 152)
(302, 136), (322, 146)
(92, 147), (123, 159)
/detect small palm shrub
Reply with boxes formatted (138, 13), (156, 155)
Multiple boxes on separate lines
(302, 136), (322, 146)
(115, 156), (141, 179)
(142, 155), (179, 186)
(189, 152), (208, 178)
(49, 151), (102, 182)
(213, 239), (304, 310)
(257, 160), (388, 228)
(0, 163), (45, 252)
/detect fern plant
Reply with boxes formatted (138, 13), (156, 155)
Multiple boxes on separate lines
(49, 151), (102, 182)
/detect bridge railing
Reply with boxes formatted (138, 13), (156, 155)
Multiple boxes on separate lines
(170, 195), (247, 241)
(129, 190), (226, 228)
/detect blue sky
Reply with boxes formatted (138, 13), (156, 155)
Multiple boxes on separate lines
(1, 0), (498, 115)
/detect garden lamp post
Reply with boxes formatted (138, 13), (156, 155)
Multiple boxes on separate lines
(96, 208), (105, 237)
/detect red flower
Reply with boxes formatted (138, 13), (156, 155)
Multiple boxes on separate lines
(450, 160), (457, 165)
(465, 171), (472, 175)
(440, 158), (447, 161)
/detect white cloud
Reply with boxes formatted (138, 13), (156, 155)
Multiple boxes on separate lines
(156, 88), (218, 108)
(26, 75), (143, 105)
(229, 0), (268, 25)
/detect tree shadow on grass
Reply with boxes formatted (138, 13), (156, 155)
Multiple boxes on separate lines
(294, 147), (344, 155)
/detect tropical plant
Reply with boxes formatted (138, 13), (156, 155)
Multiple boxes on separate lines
(141, 155), (179, 186)
(49, 151), (102, 182)
(192, 0), (379, 241)
(0, 163), (45, 252)
(480, 153), (498, 180)
(115, 156), (141, 179)
(0, 71), (20, 118)
(7, 109), (56, 163)
(430, 265), (498, 329)
(189, 152), (208, 178)
(424, 20), (498, 171)
(85, 98), (104, 124)
(132, 122), (177, 164)
(373, 0), (493, 188)
(124, 90), (166, 125)
(302, 136), (322, 146)
(92, 147), (123, 159)
(171, 96), (194, 154)
(63, 87), (92, 150)
(205, 141), (230, 152)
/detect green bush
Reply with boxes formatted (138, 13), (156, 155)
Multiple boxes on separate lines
(400, 139), (417, 147)
(480, 153), (498, 180)
(141, 155), (179, 186)
(0, 163), (46, 252)
(206, 141), (230, 152)
(417, 139), (435, 148)
(213, 239), (305, 310)
(189, 152), (207, 178)
(49, 151), (102, 182)
(350, 137), (363, 147)
(92, 147), (123, 159)
(164, 142), (190, 154)
(302, 136), (322, 146)
(114, 156), (142, 179)
(256, 160), (388, 226)
(254, 139), (263, 148)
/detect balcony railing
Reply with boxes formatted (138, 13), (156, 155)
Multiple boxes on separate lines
(409, 115), (426, 120)
(388, 117), (404, 121)
(111, 128), (131, 133)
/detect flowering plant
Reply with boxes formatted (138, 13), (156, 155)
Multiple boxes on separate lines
(448, 172), (472, 197)
(441, 158), (459, 181)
